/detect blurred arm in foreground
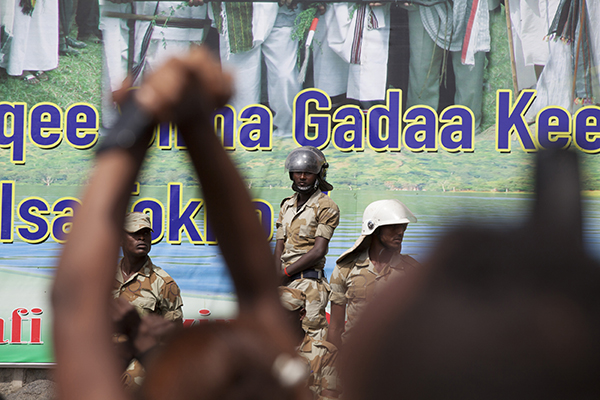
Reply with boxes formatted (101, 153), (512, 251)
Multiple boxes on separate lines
(52, 46), (308, 400)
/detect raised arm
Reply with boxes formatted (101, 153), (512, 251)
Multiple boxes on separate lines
(173, 52), (294, 346)
(52, 47), (231, 400)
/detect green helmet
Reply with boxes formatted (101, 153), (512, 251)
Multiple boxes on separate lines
(285, 146), (333, 192)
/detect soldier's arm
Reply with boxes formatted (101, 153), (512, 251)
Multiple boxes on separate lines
(328, 303), (346, 350)
(282, 237), (330, 277)
(159, 279), (184, 323)
(274, 207), (286, 271)
(274, 239), (285, 271)
(328, 265), (349, 349)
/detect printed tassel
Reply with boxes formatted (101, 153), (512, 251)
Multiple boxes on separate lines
(297, 16), (319, 84)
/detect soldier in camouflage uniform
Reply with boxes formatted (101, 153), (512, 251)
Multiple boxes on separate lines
(329, 200), (420, 349)
(275, 147), (340, 340)
(114, 212), (184, 390)
(279, 287), (341, 400)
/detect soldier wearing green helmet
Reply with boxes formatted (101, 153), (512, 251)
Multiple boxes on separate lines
(275, 146), (340, 341)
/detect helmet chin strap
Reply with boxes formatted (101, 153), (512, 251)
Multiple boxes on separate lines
(291, 179), (319, 194)
(292, 183), (311, 193)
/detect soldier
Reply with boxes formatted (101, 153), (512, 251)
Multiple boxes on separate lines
(279, 287), (341, 400)
(275, 146), (340, 340)
(329, 199), (420, 349)
(114, 211), (183, 390)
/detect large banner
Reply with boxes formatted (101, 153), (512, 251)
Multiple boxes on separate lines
(1, 0), (599, 364)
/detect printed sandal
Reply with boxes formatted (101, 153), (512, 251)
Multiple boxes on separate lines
(22, 73), (40, 85)
(35, 71), (49, 82)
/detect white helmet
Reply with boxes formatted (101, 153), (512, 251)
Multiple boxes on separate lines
(361, 199), (417, 236)
(337, 199), (417, 265)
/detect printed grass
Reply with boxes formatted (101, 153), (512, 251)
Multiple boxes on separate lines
(0, 37), (102, 111)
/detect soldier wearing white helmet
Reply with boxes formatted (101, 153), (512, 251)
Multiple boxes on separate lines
(328, 199), (420, 349)
(275, 146), (340, 340)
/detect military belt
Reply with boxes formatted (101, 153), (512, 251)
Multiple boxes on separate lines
(290, 268), (323, 281)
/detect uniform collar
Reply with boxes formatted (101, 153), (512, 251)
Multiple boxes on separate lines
(292, 190), (322, 213)
(116, 257), (153, 285)
(356, 249), (406, 277)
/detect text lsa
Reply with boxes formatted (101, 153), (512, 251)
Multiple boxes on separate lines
(292, 89), (475, 153)
(1, 180), (274, 244)
(496, 90), (600, 153)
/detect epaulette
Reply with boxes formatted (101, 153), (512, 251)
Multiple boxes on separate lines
(336, 249), (366, 269)
(280, 195), (294, 208)
(317, 192), (339, 207)
(153, 264), (175, 282)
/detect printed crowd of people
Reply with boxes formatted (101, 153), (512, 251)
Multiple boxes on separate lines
(51, 45), (600, 400)
(65, 0), (510, 132)
(96, 0), (505, 133)
(3, 0), (592, 135)
(0, 0), (100, 84)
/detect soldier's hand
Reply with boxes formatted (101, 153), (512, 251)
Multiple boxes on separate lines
(280, 270), (291, 286)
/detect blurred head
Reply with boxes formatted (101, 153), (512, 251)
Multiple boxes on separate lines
(340, 150), (600, 399)
(142, 321), (310, 400)
(342, 224), (600, 400)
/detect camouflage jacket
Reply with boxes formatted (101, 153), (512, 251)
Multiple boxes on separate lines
(330, 249), (420, 340)
(299, 335), (340, 400)
(276, 190), (340, 270)
(113, 257), (183, 322)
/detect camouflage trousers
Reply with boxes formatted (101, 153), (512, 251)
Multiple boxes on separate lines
(122, 359), (144, 392)
(287, 277), (330, 340)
